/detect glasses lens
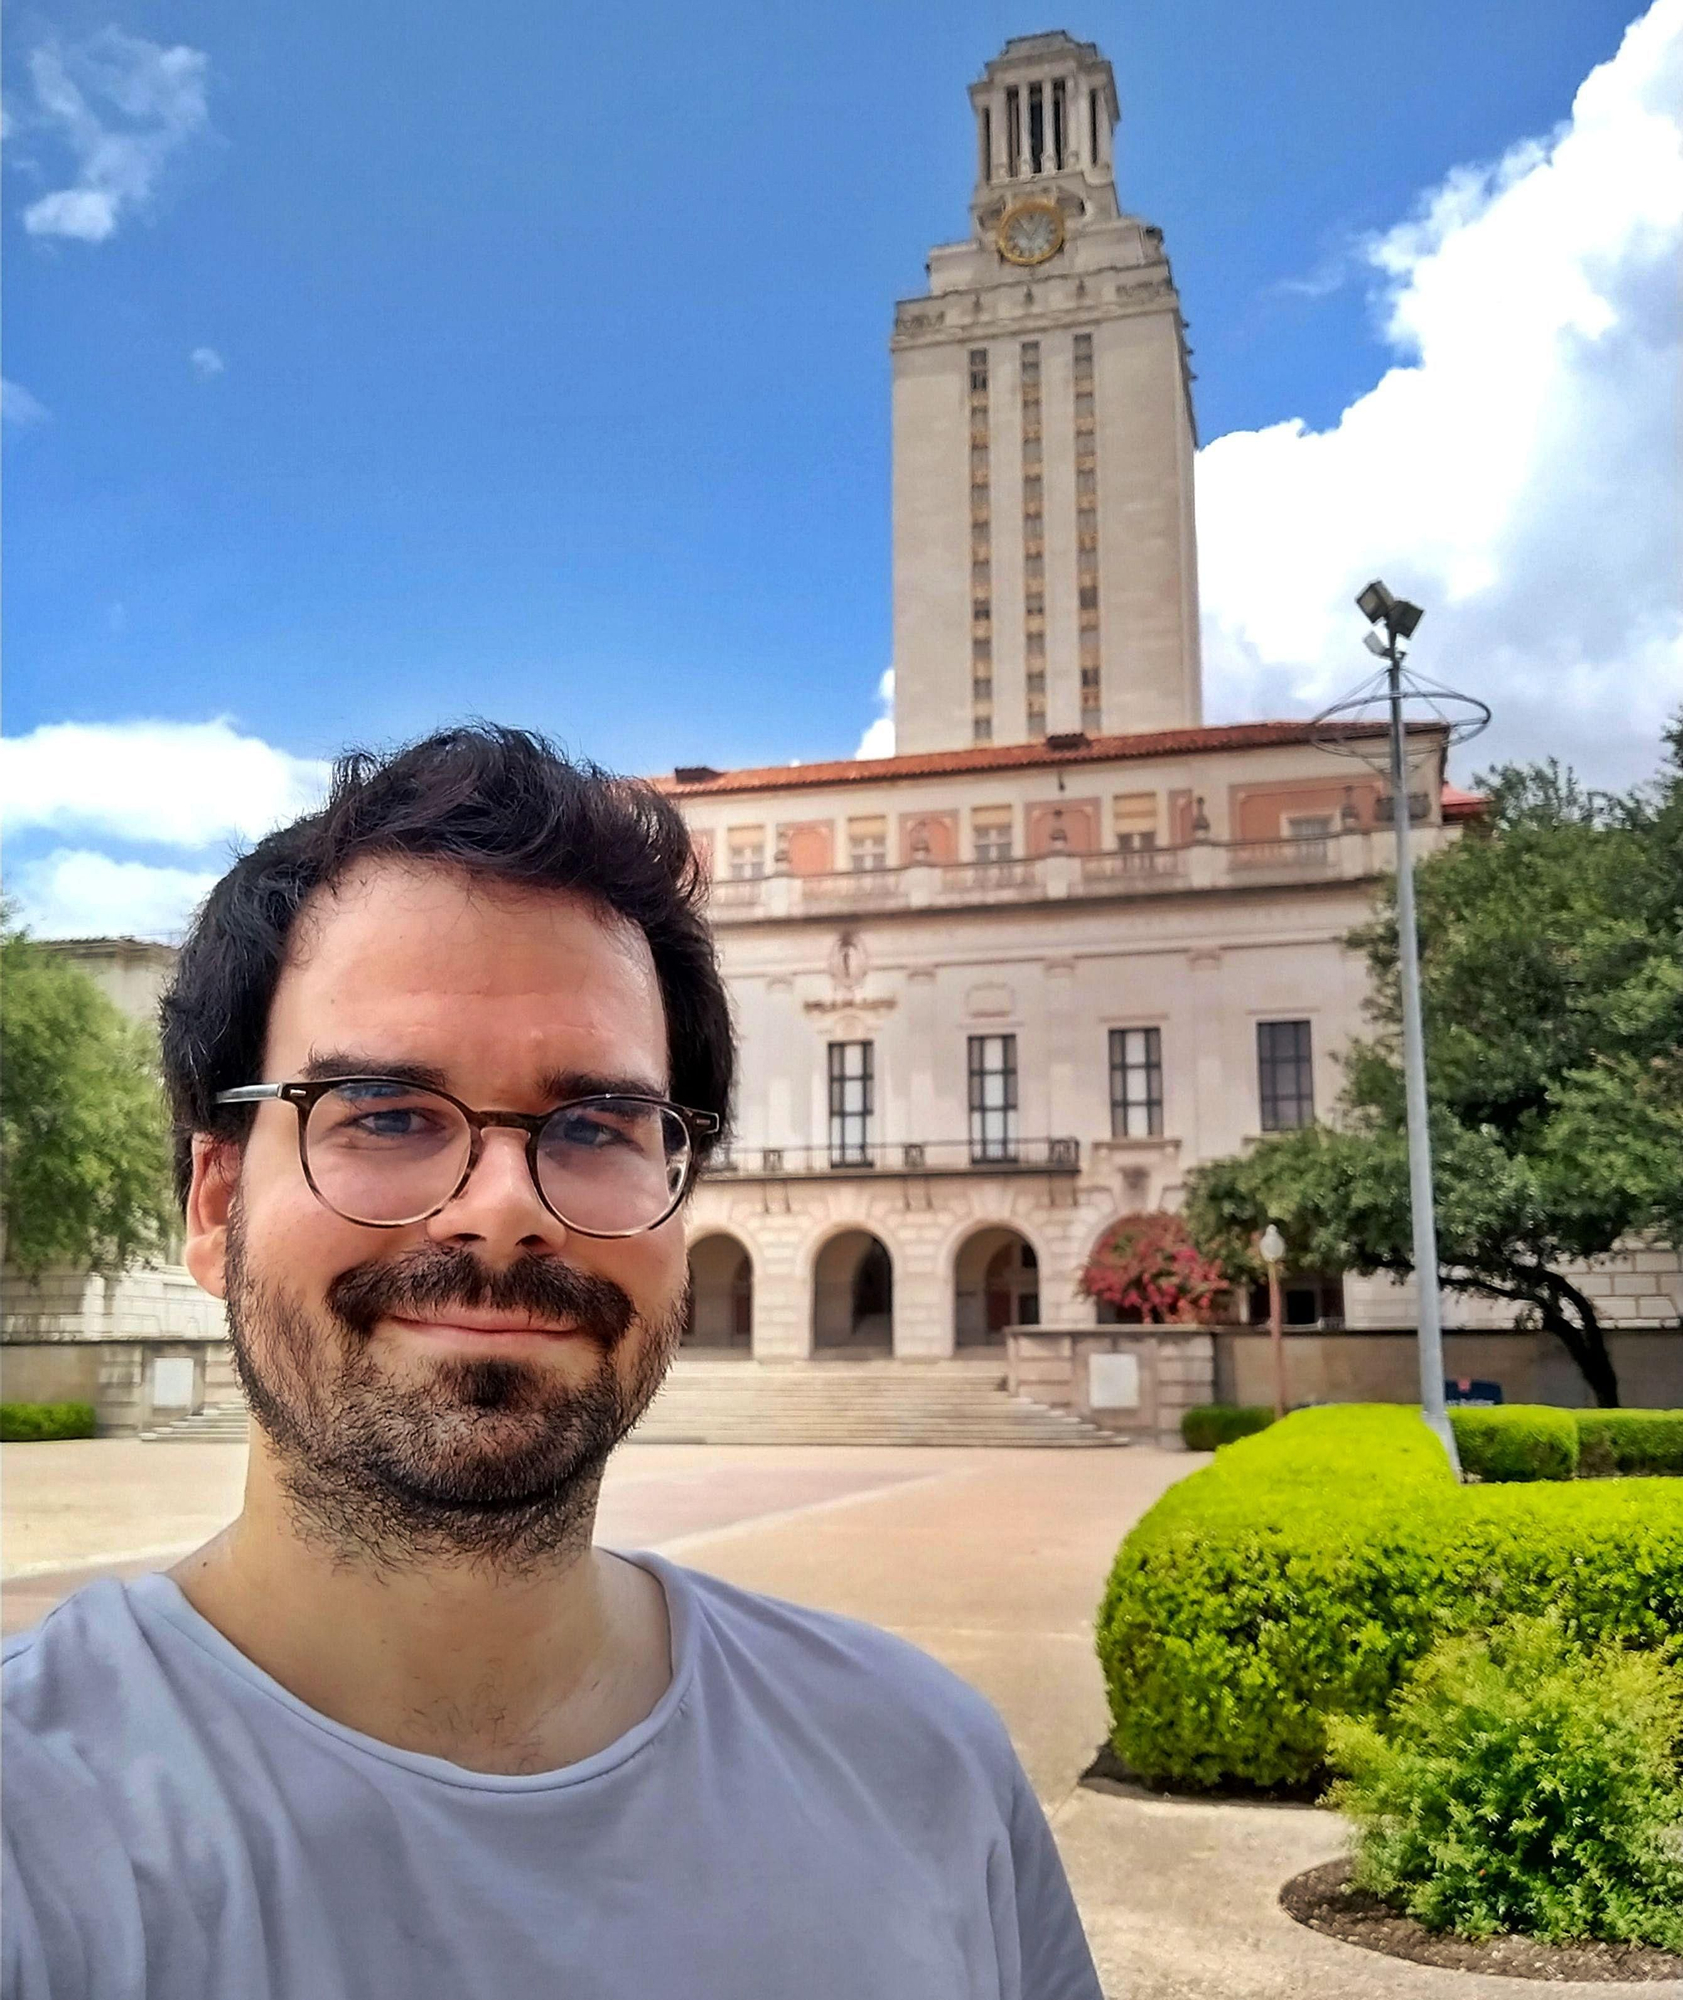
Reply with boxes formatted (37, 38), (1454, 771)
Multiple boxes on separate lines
(535, 1097), (690, 1234)
(304, 1081), (472, 1225)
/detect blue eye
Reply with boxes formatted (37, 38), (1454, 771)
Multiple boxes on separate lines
(549, 1112), (627, 1150)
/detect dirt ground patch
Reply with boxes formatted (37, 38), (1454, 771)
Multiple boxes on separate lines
(1282, 1858), (1683, 1984)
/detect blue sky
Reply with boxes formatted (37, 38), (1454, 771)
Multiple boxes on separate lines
(4, 0), (1680, 935)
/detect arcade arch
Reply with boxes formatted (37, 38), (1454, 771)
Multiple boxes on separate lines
(812, 1229), (894, 1354)
(684, 1233), (753, 1349)
(953, 1225), (1040, 1348)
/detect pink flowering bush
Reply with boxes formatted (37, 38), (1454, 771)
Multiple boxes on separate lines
(1079, 1211), (1229, 1324)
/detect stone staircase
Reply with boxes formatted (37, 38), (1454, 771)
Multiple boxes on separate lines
(629, 1356), (1126, 1447)
(141, 1357), (1125, 1448)
(140, 1401), (252, 1442)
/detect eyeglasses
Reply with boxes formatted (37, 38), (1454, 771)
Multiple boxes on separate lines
(214, 1077), (721, 1237)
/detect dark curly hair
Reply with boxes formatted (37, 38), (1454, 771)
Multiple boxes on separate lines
(159, 723), (733, 1208)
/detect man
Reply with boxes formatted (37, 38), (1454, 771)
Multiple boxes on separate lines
(4, 726), (1105, 1999)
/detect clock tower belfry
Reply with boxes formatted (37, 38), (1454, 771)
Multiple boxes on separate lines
(890, 33), (1202, 756)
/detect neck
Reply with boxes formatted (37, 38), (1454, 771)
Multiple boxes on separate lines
(170, 1444), (671, 1775)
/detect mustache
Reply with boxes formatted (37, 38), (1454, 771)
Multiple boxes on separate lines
(327, 1246), (636, 1346)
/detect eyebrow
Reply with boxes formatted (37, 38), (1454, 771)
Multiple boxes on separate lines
(299, 1051), (671, 1103)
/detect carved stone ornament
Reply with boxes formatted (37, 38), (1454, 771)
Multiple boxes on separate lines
(828, 930), (869, 994)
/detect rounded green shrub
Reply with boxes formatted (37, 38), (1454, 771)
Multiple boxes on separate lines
(1094, 1405), (1683, 1792)
(1577, 1410), (1683, 1479)
(1180, 1404), (1275, 1452)
(1450, 1405), (1578, 1482)
(1328, 1615), (1683, 1951)
(0, 1401), (97, 1442)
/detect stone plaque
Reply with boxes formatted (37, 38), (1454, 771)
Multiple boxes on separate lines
(151, 1356), (195, 1409)
(1089, 1352), (1141, 1410)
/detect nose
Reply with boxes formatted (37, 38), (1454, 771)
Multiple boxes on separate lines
(424, 1126), (567, 1261)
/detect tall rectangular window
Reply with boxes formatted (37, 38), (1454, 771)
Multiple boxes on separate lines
(726, 828), (765, 879)
(1109, 1028), (1163, 1138)
(968, 1034), (1018, 1163)
(1258, 1020), (1314, 1130)
(828, 1041), (874, 1165)
(972, 804), (1013, 862)
(847, 816), (888, 872)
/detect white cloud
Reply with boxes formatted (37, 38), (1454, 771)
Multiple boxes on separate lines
(855, 668), (896, 759)
(189, 345), (224, 379)
(1, 378), (50, 426)
(1196, 0), (1683, 788)
(0, 719), (331, 848)
(12, 849), (220, 941)
(19, 29), (210, 243)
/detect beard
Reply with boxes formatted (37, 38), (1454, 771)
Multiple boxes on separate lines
(223, 1205), (685, 1573)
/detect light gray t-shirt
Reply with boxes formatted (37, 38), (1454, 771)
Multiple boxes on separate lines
(3, 1549), (1105, 2000)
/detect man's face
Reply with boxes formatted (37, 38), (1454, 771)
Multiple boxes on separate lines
(187, 857), (689, 1565)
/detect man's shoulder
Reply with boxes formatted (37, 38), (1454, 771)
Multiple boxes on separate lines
(655, 1554), (1016, 1772)
(4, 1577), (165, 1741)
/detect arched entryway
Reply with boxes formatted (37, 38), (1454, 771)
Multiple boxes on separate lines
(684, 1233), (753, 1349)
(953, 1226), (1040, 1348)
(812, 1230), (894, 1354)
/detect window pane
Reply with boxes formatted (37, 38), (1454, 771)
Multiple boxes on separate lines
(968, 1033), (1019, 1162)
(1109, 1026), (1163, 1138)
(828, 1041), (874, 1164)
(1257, 1020), (1314, 1130)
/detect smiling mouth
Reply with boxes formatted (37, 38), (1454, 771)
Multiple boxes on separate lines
(389, 1314), (584, 1341)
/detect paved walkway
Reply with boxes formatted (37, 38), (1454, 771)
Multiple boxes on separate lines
(5, 1439), (1666, 1997)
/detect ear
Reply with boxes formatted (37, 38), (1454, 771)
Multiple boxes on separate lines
(184, 1133), (239, 1300)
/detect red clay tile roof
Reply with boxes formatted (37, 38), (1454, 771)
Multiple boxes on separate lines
(651, 718), (1399, 799)
(1440, 783), (1488, 821)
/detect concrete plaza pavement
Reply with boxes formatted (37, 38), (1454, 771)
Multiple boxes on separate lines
(6, 1437), (1663, 1999)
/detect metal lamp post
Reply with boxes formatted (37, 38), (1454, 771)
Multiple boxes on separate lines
(1259, 1222), (1287, 1421)
(1312, 582), (1490, 1471)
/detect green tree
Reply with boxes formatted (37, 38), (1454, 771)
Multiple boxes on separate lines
(1184, 727), (1683, 1409)
(0, 922), (177, 1277)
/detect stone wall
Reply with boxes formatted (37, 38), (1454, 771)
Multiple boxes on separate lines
(1007, 1326), (1214, 1447)
(2, 1264), (231, 1434)
(1214, 1328), (1680, 1411)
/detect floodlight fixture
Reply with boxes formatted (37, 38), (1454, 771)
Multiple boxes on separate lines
(1363, 631), (1389, 658)
(1392, 598), (1424, 640)
(1355, 579), (1394, 625)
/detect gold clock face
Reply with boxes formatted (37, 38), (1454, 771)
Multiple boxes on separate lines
(997, 201), (1064, 266)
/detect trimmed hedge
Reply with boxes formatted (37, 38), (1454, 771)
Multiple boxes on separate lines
(1450, 1406), (1683, 1481)
(0, 1401), (97, 1442)
(1181, 1404), (1275, 1452)
(1095, 1405), (1683, 1792)
(1578, 1410), (1683, 1480)
(1451, 1406), (1578, 1482)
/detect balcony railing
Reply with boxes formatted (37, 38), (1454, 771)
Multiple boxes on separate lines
(697, 826), (1428, 923)
(704, 1136), (1081, 1180)
(1229, 836), (1333, 871)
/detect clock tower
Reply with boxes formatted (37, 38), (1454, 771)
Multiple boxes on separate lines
(890, 33), (1202, 756)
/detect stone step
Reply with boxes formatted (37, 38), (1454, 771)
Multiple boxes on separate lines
(140, 1377), (1127, 1449)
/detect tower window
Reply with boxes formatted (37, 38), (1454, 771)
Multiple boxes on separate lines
(1051, 80), (1066, 169)
(1006, 89), (1022, 175)
(1028, 83), (1044, 173)
(1088, 89), (1100, 164)
(969, 347), (988, 391)
(980, 107), (993, 183)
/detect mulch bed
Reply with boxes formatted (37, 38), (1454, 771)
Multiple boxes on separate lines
(1281, 1857), (1683, 1983)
